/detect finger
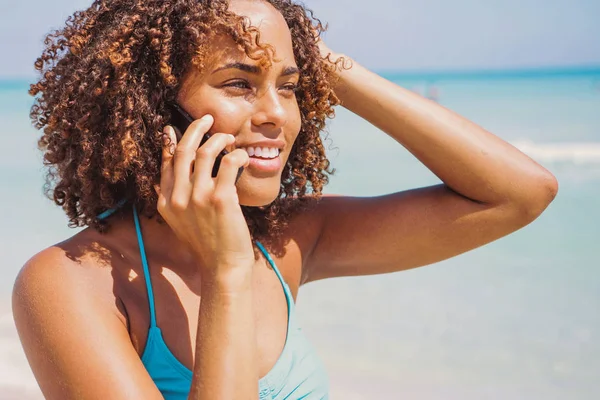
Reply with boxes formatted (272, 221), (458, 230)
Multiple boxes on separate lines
(192, 133), (236, 188)
(214, 148), (249, 190)
(173, 114), (214, 179)
(159, 126), (176, 199)
(176, 114), (214, 153)
(172, 115), (214, 200)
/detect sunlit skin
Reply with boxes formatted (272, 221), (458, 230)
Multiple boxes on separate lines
(12, 0), (558, 399)
(174, 2), (303, 206)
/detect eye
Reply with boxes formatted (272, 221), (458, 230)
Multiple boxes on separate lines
(281, 83), (298, 93)
(222, 80), (251, 90)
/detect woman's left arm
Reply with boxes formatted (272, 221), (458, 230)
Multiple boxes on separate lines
(303, 50), (558, 284)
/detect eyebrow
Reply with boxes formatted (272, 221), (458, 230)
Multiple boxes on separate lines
(212, 62), (300, 77)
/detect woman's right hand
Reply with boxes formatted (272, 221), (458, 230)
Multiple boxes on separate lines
(157, 114), (253, 282)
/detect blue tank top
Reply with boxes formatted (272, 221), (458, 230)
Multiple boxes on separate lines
(127, 206), (330, 399)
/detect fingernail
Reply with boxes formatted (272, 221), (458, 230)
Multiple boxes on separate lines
(201, 114), (213, 122)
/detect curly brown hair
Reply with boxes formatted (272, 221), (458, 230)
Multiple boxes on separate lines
(29, 0), (343, 241)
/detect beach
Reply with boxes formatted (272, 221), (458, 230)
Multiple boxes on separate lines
(1, 69), (600, 399)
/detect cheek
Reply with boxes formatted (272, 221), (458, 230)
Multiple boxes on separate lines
(205, 100), (249, 134)
(178, 85), (250, 135)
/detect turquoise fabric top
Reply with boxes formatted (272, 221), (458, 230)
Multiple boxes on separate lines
(129, 206), (330, 399)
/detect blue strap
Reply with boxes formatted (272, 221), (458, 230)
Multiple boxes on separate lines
(97, 198), (128, 220)
(133, 205), (157, 328)
(255, 241), (293, 306)
(130, 207), (287, 330)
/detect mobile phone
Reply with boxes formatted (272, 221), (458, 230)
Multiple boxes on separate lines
(168, 103), (243, 182)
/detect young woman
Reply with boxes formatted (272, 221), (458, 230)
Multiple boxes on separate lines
(12, 0), (558, 399)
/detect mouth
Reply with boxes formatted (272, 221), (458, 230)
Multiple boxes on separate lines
(239, 146), (282, 174)
(241, 146), (281, 159)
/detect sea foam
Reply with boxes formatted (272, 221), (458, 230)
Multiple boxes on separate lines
(512, 140), (600, 164)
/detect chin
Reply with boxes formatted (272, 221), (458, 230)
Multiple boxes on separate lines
(237, 175), (281, 207)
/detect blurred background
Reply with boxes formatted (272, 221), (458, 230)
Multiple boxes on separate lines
(1, 0), (599, 399)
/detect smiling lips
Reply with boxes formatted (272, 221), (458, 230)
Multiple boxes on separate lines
(238, 146), (282, 174)
(233, 139), (285, 174)
(241, 146), (280, 159)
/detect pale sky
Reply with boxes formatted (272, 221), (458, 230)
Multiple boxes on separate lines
(2, 0), (599, 77)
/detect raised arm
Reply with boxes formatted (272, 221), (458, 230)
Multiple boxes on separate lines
(304, 48), (558, 282)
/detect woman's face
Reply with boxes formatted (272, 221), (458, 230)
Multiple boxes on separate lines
(176, 0), (302, 207)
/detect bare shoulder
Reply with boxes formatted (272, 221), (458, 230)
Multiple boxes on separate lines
(13, 229), (123, 320)
(12, 229), (161, 399)
(276, 195), (330, 286)
(283, 194), (340, 245)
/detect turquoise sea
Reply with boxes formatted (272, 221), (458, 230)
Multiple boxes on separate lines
(1, 67), (599, 399)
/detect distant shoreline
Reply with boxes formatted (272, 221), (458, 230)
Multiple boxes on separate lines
(2, 65), (600, 91)
(379, 64), (600, 82)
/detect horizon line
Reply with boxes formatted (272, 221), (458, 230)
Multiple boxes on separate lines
(376, 64), (600, 81)
(2, 64), (599, 87)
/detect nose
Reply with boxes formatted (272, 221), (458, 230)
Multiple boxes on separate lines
(251, 87), (287, 130)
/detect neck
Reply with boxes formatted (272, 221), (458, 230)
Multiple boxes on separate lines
(122, 207), (202, 277)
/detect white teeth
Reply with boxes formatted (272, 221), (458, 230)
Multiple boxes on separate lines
(242, 146), (280, 159)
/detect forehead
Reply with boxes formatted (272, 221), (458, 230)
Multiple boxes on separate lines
(217, 0), (296, 64)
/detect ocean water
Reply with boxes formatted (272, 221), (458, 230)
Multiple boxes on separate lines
(1, 68), (599, 399)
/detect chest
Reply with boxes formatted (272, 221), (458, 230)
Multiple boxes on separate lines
(118, 254), (300, 379)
